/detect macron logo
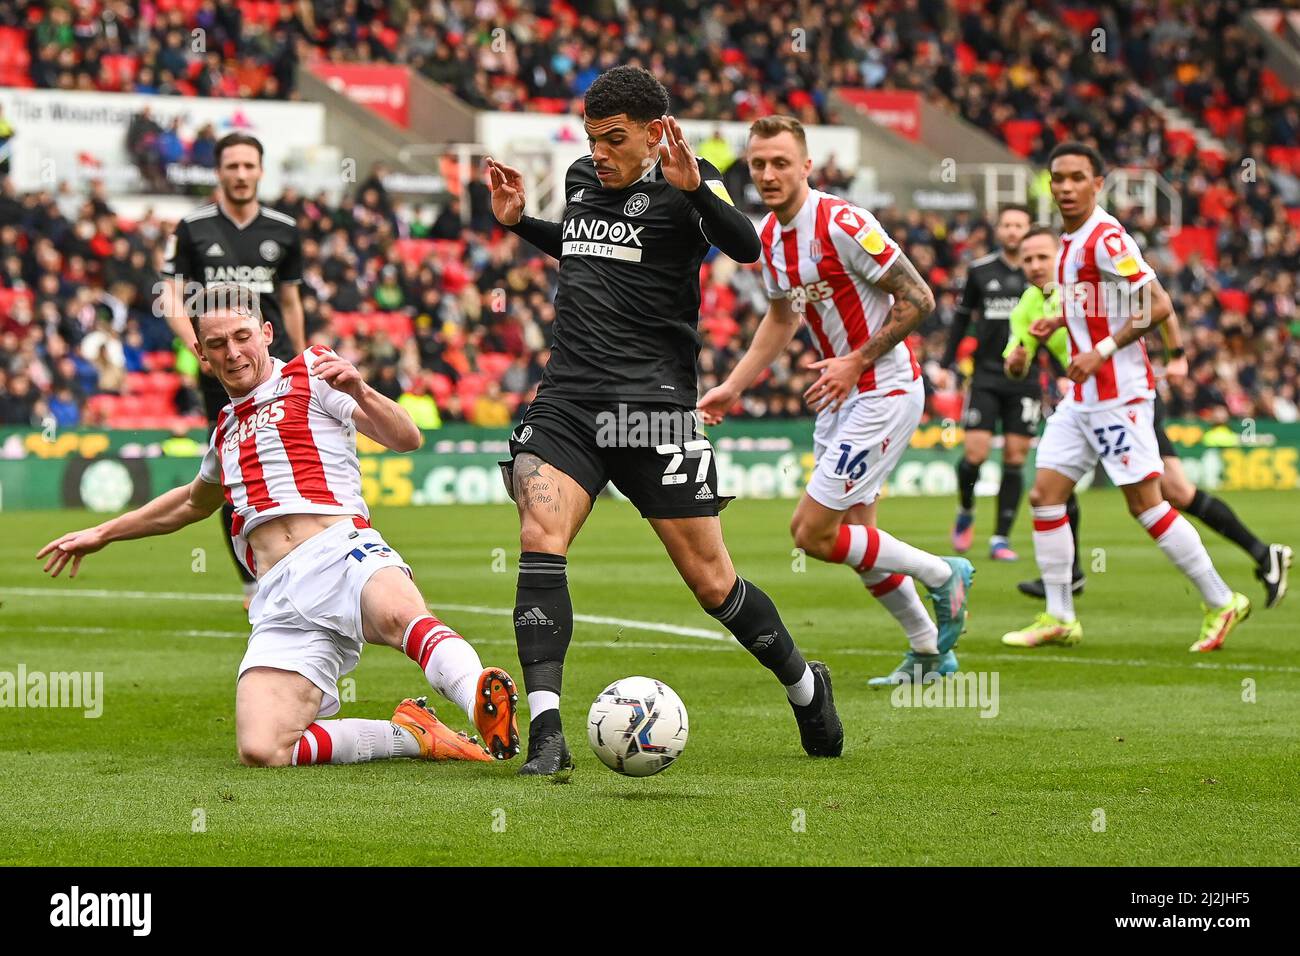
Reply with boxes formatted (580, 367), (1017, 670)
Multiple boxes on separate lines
(50, 886), (151, 936)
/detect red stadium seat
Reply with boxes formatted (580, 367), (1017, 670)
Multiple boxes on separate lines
(1000, 119), (1042, 157)
(1168, 226), (1218, 267)
(148, 371), (181, 396)
(428, 373), (454, 405)
(380, 312), (413, 345)
(1217, 289), (1251, 315)
(1266, 146), (1300, 176)
(929, 392), (965, 423)
(1164, 129), (1197, 157)
(143, 351), (177, 371)
(330, 312), (359, 338)
(531, 98), (570, 114)
(85, 394), (120, 421)
(456, 373), (486, 406)
(0, 27), (32, 87)
(478, 352), (513, 380)
(393, 238), (437, 269)
(124, 372), (152, 395)
(0, 286), (33, 319)
(430, 239), (466, 260)
(1202, 106), (1244, 140)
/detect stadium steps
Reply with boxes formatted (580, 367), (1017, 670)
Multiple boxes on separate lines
(1140, 93), (1229, 169)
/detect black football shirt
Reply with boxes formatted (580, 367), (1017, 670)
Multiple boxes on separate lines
(161, 202), (303, 362)
(533, 156), (744, 408)
(944, 251), (1033, 390)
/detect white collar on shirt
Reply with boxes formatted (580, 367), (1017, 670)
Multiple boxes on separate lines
(1061, 204), (1107, 242)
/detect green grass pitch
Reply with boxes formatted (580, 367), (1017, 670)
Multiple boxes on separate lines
(1, 491), (1297, 866)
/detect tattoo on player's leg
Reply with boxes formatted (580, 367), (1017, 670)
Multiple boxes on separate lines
(514, 453), (561, 514)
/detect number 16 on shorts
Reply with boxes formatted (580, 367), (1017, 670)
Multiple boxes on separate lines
(833, 442), (873, 481)
(657, 439), (712, 486)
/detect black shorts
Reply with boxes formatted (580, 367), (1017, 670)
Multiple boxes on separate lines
(1153, 393), (1177, 459)
(503, 395), (732, 519)
(963, 381), (1042, 437)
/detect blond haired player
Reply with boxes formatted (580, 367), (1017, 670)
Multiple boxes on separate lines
(38, 284), (520, 767)
(1002, 143), (1249, 651)
(699, 115), (973, 686)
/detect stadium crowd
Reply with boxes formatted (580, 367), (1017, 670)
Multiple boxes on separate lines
(0, 0), (1296, 429)
(1, 163), (1296, 431)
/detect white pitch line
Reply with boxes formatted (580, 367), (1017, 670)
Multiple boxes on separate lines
(0, 624), (733, 655)
(0, 586), (729, 642)
(3, 587), (1297, 674)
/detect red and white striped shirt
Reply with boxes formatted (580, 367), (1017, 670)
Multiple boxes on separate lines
(1057, 205), (1157, 410)
(758, 189), (920, 395)
(198, 346), (365, 576)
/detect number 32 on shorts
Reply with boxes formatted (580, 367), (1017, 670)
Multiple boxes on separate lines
(658, 439), (712, 485)
(1092, 425), (1131, 458)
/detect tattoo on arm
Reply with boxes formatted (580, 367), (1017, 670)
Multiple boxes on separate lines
(858, 254), (935, 367)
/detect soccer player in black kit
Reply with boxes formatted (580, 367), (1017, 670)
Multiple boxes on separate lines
(160, 133), (306, 607)
(939, 205), (1035, 561)
(486, 66), (843, 774)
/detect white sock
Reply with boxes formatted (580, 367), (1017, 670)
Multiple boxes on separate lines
(785, 664), (815, 706)
(527, 690), (560, 719)
(860, 569), (939, 654)
(290, 719), (416, 765)
(402, 615), (483, 722)
(1138, 503), (1234, 607)
(1033, 504), (1076, 622)
(830, 524), (950, 589)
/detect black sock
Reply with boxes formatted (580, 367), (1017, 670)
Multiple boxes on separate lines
(956, 458), (980, 512)
(222, 502), (255, 584)
(707, 578), (808, 688)
(1187, 490), (1269, 564)
(1067, 493), (1083, 578)
(995, 464), (1023, 538)
(514, 552), (572, 733)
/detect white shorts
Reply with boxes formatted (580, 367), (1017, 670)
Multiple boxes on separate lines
(807, 378), (924, 511)
(239, 518), (411, 717)
(1035, 398), (1164, 487)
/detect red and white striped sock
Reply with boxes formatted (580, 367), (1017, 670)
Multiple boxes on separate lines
(829, 524), (951, 589)
(859, 569), (938, 654)
(1137, 502), (1234, 607)
(1032, 505), (1076, 622)
(402, 615), (483, 721)
(290, 719), (419, 765)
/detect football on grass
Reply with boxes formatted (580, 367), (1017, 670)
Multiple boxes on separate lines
(587, 676), (689, 777)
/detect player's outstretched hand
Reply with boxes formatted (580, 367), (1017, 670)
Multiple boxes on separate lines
(805, 353), (868, 414)
(310, 353), (365, 399)
(658, 115), (701, 192)
(697, 383), (741, 425)
(37, 528), (107, 579)
(484, 157), (525, 226)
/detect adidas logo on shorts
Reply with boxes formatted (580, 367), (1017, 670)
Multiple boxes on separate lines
(515, 606), (555, 627)
(695, 483), (714, 501)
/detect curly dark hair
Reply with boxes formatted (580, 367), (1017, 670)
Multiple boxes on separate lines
(1048, 141), (1105, 178)
(583, 66), (670, 124)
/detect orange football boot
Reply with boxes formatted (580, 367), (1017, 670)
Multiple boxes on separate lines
(391, 697), (492, 762)
(474, 668), (521, 760)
